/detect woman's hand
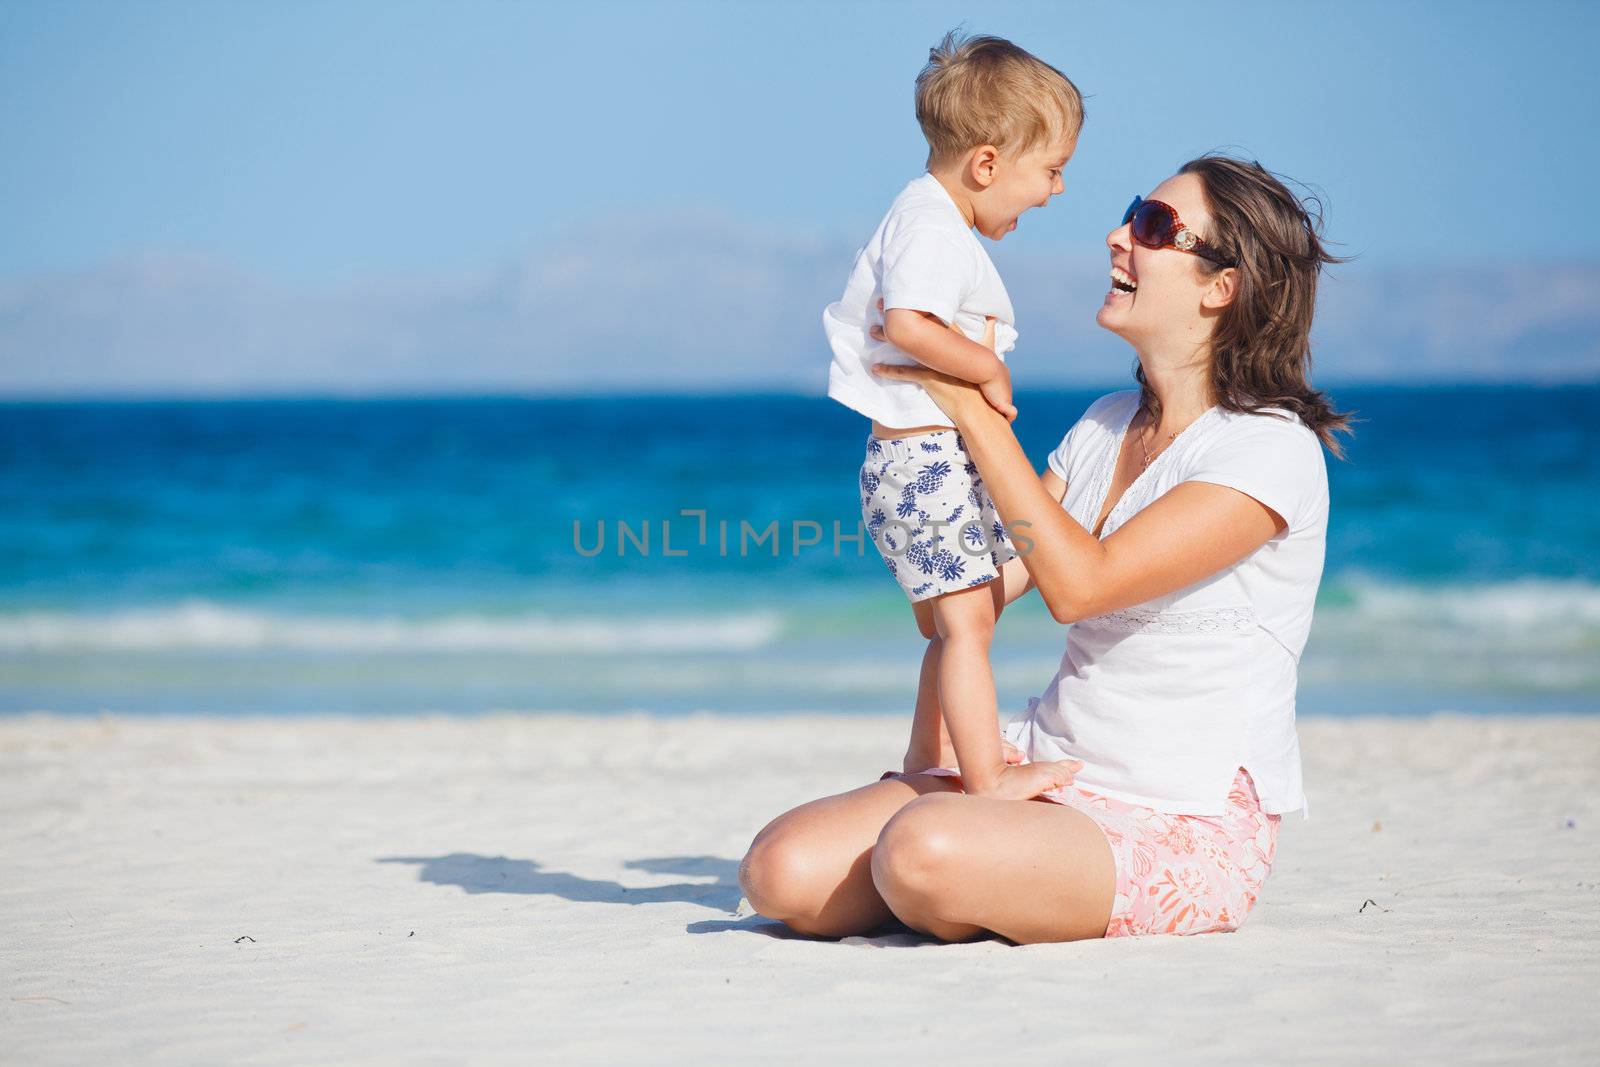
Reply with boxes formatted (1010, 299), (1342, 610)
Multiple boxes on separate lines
(869, 301), (1014, 424)
(967, 759), (1083, 802)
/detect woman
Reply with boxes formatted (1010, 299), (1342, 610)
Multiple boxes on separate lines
(738, 154), (1353, 943)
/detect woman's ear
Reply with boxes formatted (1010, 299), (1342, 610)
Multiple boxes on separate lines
(1201, 267), (1239, 311)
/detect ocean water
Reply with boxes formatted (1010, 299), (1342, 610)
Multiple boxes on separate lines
(1, 384), (1596, 716)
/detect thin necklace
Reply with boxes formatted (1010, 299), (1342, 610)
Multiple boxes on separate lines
(1136, 403), (1201, 469)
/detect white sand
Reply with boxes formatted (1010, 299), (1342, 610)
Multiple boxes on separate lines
(2, 712), (1596, 1064)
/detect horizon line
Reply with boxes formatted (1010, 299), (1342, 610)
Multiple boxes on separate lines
(1, 377), (1595, 405)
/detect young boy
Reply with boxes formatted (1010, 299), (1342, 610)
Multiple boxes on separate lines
(822, 30), (1082, 796)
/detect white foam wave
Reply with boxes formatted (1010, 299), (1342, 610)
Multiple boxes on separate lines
(0, 600), (784, 654)
(1319, 572), (1600, 630)
(1, 576), (1594, 665)
(1302, 574), (1600, 692)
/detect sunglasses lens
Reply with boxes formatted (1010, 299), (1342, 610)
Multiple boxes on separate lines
(1121, 197), (1141, 226)
(1130, 202), (1172, 249)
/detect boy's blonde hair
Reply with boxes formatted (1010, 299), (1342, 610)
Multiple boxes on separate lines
(914, 29), (1084, 169)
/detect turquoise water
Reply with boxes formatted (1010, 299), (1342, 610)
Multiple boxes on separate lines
(1, 384), (1596, 715)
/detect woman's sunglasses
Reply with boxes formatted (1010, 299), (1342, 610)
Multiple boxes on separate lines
(1122, 196), (1235, 267)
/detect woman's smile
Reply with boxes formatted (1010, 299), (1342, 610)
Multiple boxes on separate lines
(1106, 264), (1138, 303)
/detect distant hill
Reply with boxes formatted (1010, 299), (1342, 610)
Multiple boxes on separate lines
(2, 212), (1595, 396)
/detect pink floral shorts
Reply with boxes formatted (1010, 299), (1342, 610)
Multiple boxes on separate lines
(877, 764), (1279, 938)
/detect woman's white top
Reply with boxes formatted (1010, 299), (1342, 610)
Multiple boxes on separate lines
(1003, 388), (1329, 817)
(822, 172), (1019, 429)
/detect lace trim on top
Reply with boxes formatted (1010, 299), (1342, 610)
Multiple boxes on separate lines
(1075, 605), (1260, 635)
(1083, 393), (1231, 541)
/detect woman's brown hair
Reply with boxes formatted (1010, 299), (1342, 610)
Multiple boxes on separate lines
(1135, 153), (1358, 459)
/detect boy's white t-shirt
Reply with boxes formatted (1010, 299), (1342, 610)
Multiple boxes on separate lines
(1005, 388), (1330, 817)
(823, 172), (1019, 429)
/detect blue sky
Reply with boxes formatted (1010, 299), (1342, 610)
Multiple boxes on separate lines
(1, 0), (1596, 393)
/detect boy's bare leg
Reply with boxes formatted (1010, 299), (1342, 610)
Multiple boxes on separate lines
(905, 557), (1034, 773)
(931, 582), (1004, 793)
(994, 554), (1035, 606)
(903, 630), (953, 772)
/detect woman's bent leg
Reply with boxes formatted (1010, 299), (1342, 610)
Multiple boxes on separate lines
(871, 792), (1117, 944)
(738, 773), (963, 938)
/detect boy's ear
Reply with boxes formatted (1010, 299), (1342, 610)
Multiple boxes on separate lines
(967, 145), (1001, 189)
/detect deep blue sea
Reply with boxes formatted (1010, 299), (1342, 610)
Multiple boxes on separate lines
(2, 384), (1596, 716)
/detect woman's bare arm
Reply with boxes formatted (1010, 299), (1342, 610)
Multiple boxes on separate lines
(874, 367), (1285, 624)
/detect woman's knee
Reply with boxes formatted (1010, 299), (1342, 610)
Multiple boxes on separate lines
(871, 793), (965, 899)
(738, 825), (831, 922)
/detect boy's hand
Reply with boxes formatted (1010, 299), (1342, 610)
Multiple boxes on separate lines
(957, 314), (1016, 422)
(979, 360), (1017, 423)
(868, 305), (1017, 422)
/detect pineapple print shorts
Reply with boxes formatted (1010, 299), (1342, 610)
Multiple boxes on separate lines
(859, 429), (1019, 603)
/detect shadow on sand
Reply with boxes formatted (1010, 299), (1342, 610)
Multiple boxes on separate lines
(376, 851), (947, 943)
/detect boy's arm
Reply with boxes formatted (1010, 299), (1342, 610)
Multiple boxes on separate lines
(882, 307), (1004, 385)
(882, 307), (1016, 421)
